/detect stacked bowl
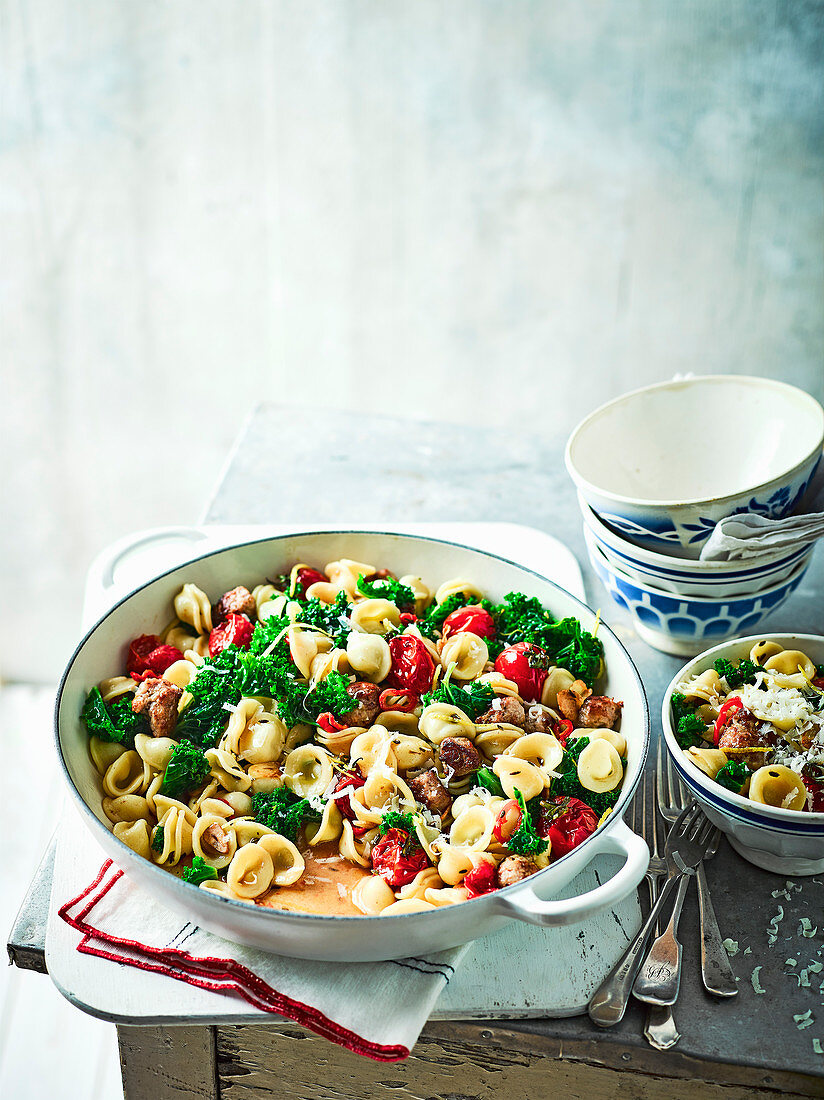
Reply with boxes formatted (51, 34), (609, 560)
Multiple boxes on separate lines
(566, 376), (823, 655)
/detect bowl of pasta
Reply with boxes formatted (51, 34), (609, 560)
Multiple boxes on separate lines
(663, 633), (824, 875)
(56, 530), (650, 961)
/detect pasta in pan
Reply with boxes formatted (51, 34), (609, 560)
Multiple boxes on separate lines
(80, 561), (627, 914)
(672, 644), (824, 813)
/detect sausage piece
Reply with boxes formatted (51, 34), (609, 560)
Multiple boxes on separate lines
(201, 823), (231, 856)
(438, 736), (481, 777)
(524, 706), (555, 734)
(475, 696), (525, 727)
(409, 768), (452, 815)
(131, 677), (182, 737)
(718, 708), (774, 768)
(578, 696), (623, 730)
(213, 585), (256, 624)
(556, 679), (592, 723)
(497, 855), (539, 888)
(343, 681), (381, 727)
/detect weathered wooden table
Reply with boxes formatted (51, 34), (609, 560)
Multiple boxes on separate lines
(10, 404), (824, 1099)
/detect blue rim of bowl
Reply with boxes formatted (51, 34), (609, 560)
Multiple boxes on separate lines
(660, 632), (824, 828)
(54, 528), (651, 925)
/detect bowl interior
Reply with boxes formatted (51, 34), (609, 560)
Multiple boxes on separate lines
(662, 633), (824, 821)
(567, 376), (823, 506)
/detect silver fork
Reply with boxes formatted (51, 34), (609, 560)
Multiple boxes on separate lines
(657, 746), (738, 998)
(588, 802), (716, 1027)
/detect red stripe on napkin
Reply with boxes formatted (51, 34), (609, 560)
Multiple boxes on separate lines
(58, 860), (410, 1062)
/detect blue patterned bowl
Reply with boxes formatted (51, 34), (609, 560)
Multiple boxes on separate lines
(585, 529), (811, 656)
(566, 376), (823, 558)
(663, 634), (824, 875)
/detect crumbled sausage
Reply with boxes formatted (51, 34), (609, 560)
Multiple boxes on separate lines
(131, 677), (182, 737)
(578, 696), (623, 730)
(213, 585), (256, 624)
(524, 706), (555, 734)
(201, 823), (230, 855)
(497, 855), (539, 888)
(438, 736), (481, 776)
(476, 696), (525, 727)
(718, 708), (774, 768)
(409, 768), (452, 815)
(343, 681), (381, 727)
(556, 679), (591, 723)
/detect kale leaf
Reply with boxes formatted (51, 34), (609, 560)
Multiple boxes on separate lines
(294, 591), (353, 647)
(302, 671), (357, 721)
(182, 855), (219, 886)
(378, 811), (416, 836)
(552, 737), (621, 818)
(81, 687), (147, 749)
(356, 574), (415, 608)
(713, 658), (761, 689)
(506, 789), (548, 856)
(160, 740), (210, 799)
(421, 678), (494, 720)
(474, 767), (505, 798)
(252, 788), (322, 842)
(151, 824), (165, 853)
(670, 691), (708, 749)
(714, 760), (750, 794)
(491, 592), (603, 686)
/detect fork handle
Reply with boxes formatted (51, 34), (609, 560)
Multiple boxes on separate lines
(588, 874), (680, 1027)
(697, 861), (739, 997)
(632, 873), (690, 1006)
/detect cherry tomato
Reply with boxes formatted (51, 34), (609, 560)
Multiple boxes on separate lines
(378, 688), (420, 713)
(813, 677), (824, 690)
(385, 635), (435, 694)
(399, 612), (418, 625)
(126, 635), (184, 678)
(208, 613), (254, 657)
(540, 797), (599, 859)
(494, 642), (550, 702)
(317, 712), (347, 735)
(463, 860), (499, 898)
(553, 718), (574, 746)
(713, 696), (743, 746)
(293, 567), (327, 597)
(370, 828), (429, 887)
(330, 770), (366, 820)
(803, 776), (824, 813)
(442, 605), (496, 642)
(492, 799), (522, 843)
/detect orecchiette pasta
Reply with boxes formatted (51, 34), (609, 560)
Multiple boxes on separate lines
(82, 558), (621, 914)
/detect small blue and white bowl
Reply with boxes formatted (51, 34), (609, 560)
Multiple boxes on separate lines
(581, 494), (815, 597)
(663, 634), (824, 876)
(584, 526), (811, 656)
(566, 376), (823, 558)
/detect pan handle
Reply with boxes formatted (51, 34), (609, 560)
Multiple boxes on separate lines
(492, 819), (648, 928)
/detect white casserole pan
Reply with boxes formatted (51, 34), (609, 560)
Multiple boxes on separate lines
(55, 531), (650, 962)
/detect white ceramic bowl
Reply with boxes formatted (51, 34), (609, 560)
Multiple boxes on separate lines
(584, 526), (811, 656)
(566, 376), (823, 558)
(662, 634), (824, 876)
(56, 530), (650, 961)
(580, 494), (814, 597)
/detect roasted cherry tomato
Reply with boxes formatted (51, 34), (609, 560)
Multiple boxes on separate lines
(293, 567), (327, 597)
(713, 696), (743, 746)
(379, 688), (420, 713)
(126, 635), (184, 678)
(463, 860), (499, 898)
(330, 770), (367, 820)
(539, 797), (599, 859)
(385, 635), (435, 694)
(208, 613), (254, 657)
(399, 612), (418, 625)
(494, 642), (550, 702)
(553, 718), (574, 746)
(492, 799), (522, 843)
(317, 712), (347, 735)
(370, 828), (429, 887)
(813, 677), (824, 690)
(441, 605), (496, 642)
(803, 775), (824, 813)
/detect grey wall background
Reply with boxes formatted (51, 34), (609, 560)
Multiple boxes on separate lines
(2, 0), (823, 682)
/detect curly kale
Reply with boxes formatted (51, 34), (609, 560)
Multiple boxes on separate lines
(670, 692), (709, 749)
(160, 740), (210, 799)
(714, 760), (750, 794)
(182, 855), (219, 886)
(294, 591), (353, 647)
(474, 767), (505, 798)
(507, 789), (548, 856)
(378, 811), (416, 836)
(713, 658), (761, 689)
(81, 687), (147, 749)
(552, 737), (621, 818)
(491, 592), (603, 686)
(252, 788), (322, 842)
(356, 574), (415, 609)
(303, 671), (357, 721)
(151, 825), (165, 853)
(421, 676), (494, 721)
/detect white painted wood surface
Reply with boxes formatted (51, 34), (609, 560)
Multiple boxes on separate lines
(2, 1), (822, 684)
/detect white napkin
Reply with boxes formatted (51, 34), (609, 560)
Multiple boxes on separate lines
(59, 858), (467, 1061)
(700, 459), (824, 562)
